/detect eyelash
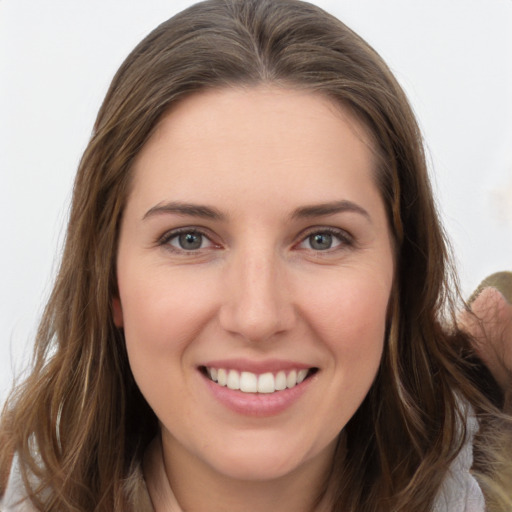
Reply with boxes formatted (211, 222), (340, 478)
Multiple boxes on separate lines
(157, 226), (354, 254)
(296, 227), (354, 252)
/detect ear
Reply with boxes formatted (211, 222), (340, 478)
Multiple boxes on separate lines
(112, 296), (124, 327)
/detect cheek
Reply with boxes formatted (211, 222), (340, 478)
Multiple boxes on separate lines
(303, 269), (391, 352)
(119, 268), (217, 353)
(294, 271), (390, 453)
(119, 270), (219, 417)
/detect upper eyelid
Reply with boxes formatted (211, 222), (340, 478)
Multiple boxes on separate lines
(297, 226), (353, 241)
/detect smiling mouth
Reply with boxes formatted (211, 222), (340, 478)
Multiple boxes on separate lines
(200, 366), (318, 394)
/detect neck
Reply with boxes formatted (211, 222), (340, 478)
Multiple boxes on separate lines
(157, 432), (337, 512)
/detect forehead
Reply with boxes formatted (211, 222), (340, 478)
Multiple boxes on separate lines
(128, 86), (380, 212)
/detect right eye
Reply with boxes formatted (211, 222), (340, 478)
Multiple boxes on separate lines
(161, 229), (215, 252)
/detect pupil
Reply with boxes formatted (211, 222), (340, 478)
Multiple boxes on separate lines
(179, 232), (202, 250)
(310, 233), (332, 250)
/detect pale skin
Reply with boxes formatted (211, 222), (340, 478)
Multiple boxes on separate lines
(111, 84), (511, 511)
(113, 86), (395, 511)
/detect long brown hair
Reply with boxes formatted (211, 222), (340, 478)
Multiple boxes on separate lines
(1, 1), (510, 510)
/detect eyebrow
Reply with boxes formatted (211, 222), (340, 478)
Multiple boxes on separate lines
(291, 200), (371, 222)
(143, 201), (225, 221)
(143, 199), (371, 223)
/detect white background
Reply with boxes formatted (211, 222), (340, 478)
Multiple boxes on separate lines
(1, 0), (511, 404)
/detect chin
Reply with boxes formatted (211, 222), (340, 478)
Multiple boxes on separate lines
(208, 450), (307, 482)
(197, 431), (334, 483)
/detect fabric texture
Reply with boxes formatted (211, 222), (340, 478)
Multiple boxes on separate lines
(432, 413), (485, 511)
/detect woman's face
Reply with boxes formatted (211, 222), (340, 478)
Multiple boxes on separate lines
(114, 87), (394, 483)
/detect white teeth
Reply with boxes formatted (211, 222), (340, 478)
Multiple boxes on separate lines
(240, 371), (258, 392)
(286, 370), (297, 389)
(297, 369), (308, 384)
(275, 371), (287, 391)
(206, 367), (311, 394)
(227, 370), (240, 390)
(257, 372), (275, 393)
(217, 368), (227, 386)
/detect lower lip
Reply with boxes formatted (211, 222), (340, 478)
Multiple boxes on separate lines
(201, 372), (314, 417)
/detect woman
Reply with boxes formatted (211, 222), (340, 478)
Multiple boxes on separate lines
(1, 0), (511, 510)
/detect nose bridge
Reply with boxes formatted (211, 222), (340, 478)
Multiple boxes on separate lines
(219, 240), (294, 342)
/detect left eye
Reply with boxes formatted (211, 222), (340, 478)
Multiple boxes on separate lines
(298, 230), (348, 251)
(167, 231), (213, 251)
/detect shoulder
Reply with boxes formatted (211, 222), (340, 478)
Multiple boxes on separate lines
(1, 454), (154, 512)
(432, 411), (485, 512)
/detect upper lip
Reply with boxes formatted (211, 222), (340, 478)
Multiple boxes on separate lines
(199, 358), (315, 374)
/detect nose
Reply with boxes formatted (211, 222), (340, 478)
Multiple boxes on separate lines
(218, 248), (296, 343)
